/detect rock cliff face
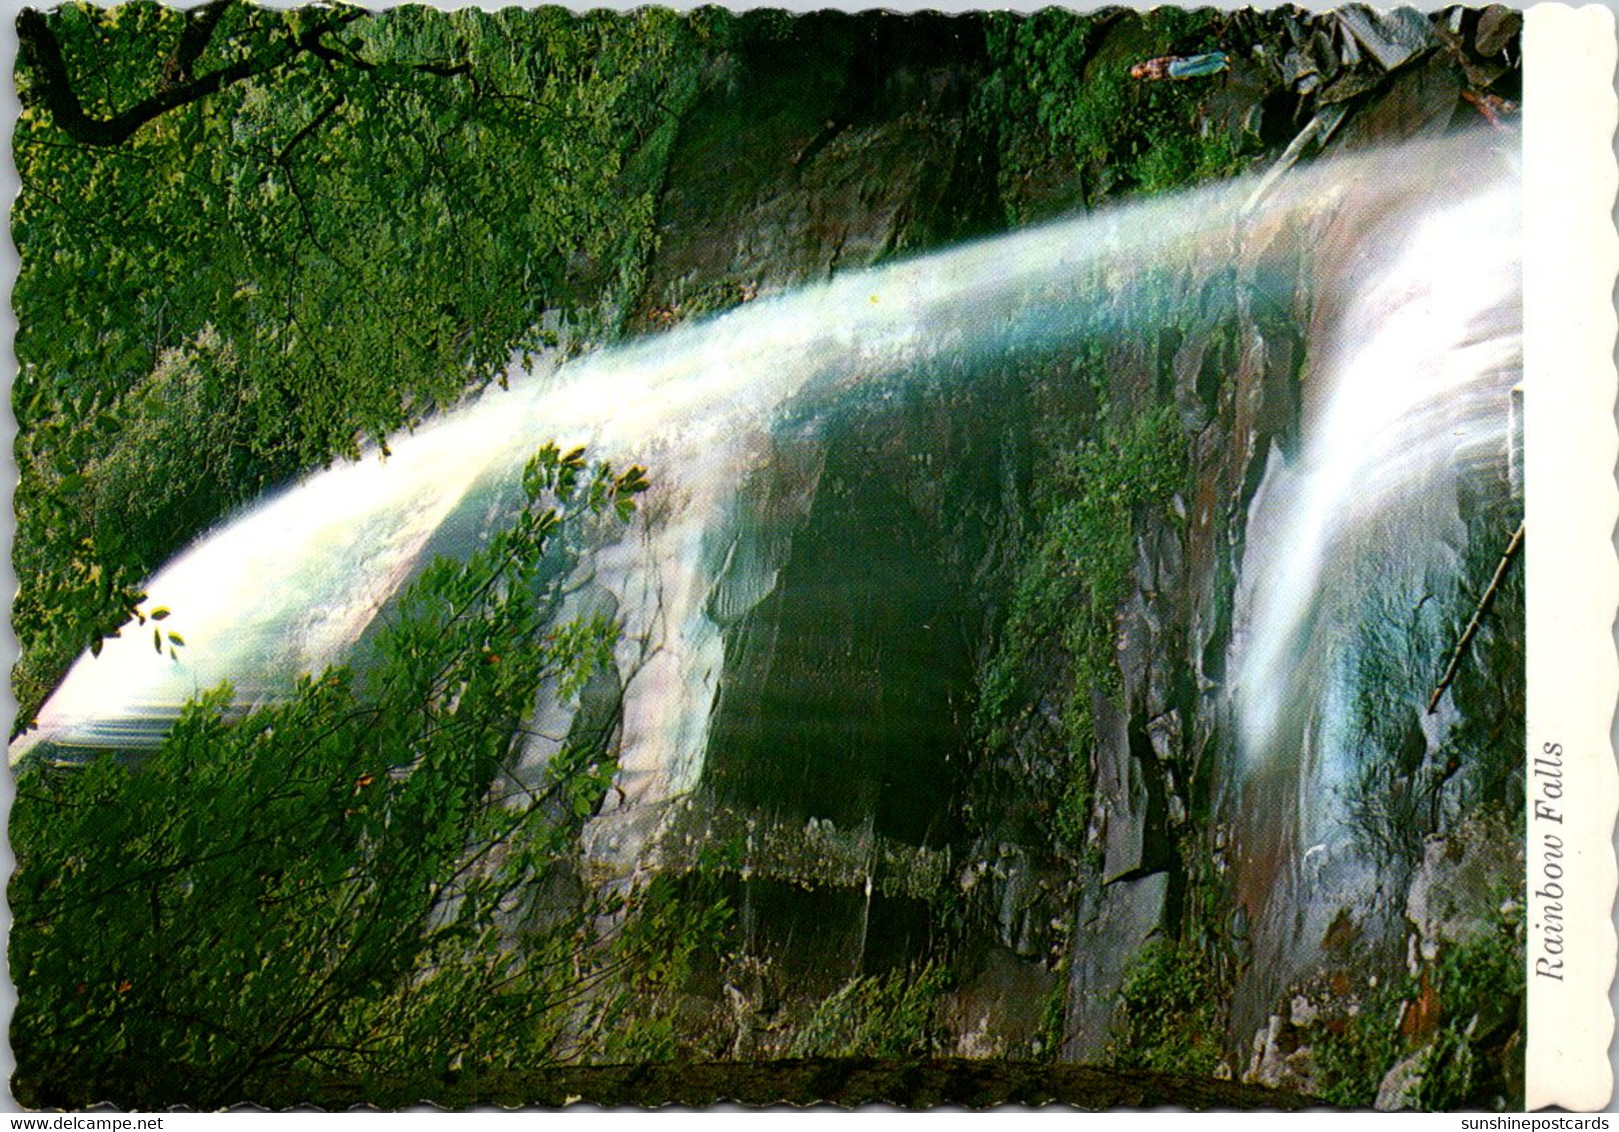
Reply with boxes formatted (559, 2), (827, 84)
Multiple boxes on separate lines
(612, 7), (1524, 1106)
(631, 12), (1001, 330)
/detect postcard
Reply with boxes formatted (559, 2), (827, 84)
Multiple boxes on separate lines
(6, 1), (1614, 1113)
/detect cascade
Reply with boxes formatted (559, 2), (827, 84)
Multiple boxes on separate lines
(13, 133), (1521, 899)
(1225, 152), (1521, 1016)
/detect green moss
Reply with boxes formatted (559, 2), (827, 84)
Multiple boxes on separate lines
(1052, 775), (1093, 854)
(1311, 979), (1405, 1108)
(978, 8), (1251, 205)
(975, 401), (1186, 858)
(1035, 963), (1069, 1062)
(1417, 901), (1526, 1109)
(1133, 130), (1243, 195)
(589, 875), (734, 1064)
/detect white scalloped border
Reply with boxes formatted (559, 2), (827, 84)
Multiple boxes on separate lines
(1522, 4), (1619, 1112)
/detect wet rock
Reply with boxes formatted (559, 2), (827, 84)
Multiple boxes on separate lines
(1202, 54), (1283, 151)
(1308, 28), (1343, 84)
(990, 843), (1052, 958)
(942, 949), (1059, 1059)
(1147, 709), (1182, 766)
(1316, 69), (1385, 107)
(1063, 870), (1172, 1061)
(1334, 7), (1436, 73)
(635, 13), (994, 329)
(1337, 26), (1363, 69)
(1405, 807), (1523, 959)
(1335, 62), (1463, 148)
(1095, 696), (1152, 882)
(1472, 7), (1522, 59)
(1172, 325), (1222, 432)
(1321, 907), (1362, 953)
(1278, 48), (1316, 92)
(1118, 591), (1156, 703)
(1166, 793), (1188, 829)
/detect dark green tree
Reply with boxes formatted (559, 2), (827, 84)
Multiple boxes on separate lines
(12, 1), (709, 725)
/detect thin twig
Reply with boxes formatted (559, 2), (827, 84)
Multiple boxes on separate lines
(1427, 520), (1525, 714)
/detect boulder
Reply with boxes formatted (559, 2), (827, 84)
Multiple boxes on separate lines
(1375, 1044), (1432, 1111)
(1245, 1013), (1319, 1094)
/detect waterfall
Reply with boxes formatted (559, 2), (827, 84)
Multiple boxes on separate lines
(1233, 177), (1522, 771)
(13, 132), (1521, 886)
(1224, 144), (1521, 1007)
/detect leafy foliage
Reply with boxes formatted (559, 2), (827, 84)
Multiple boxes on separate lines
(978, 8), (1247, 209)
(1312, 888), (1525, 1111)
(12, 1), (709, 724)
(1105, 939), (1225, 1077)
(1034, 961), (1069, 1062)
(581, 875), (733, 1064)
(8, 445), (673, 1108)
(1308, 977), (1403, 1109)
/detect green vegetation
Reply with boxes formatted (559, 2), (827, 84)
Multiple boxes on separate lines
(1034, 962), (1069, 1062)
(1133, 130), (1242, 196)
(978, 8), (1249, 212)
(6, 446), (731, 1107)
(583, 875), (733, 1064)
(786, 963), (952, 1060)
(1105, 939), (1225, 1077)
(9, 5), (1523, 1102)
(975, 401), (1186, 856)
(1309, 978), (1404, 1109)
(1313, 893), (1525, 1110)
(12, 1), (712, 726)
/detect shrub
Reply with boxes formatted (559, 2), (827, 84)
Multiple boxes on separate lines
(979, 9), (1247, 203)
(1106, 939), (1224, 1077)
(1313, 886), (1525, 1110)
(786, 963), (953, 1059)
(9, 446), (659, 1108)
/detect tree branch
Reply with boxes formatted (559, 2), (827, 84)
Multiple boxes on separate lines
(302, 33), (471, 80)
(1427, 520), (1524, 713)
(174, 0), (233, 80)
(276, 93), (347, 164)
(15, 7), (362, 146)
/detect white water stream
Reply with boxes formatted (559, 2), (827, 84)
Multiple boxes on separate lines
(1233, 173), (1521, 776)
(14, 132), (1522, 888)
(1222, 141), (1520, 1012)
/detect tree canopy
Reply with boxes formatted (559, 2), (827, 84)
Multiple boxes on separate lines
(12, 0), (710, 724)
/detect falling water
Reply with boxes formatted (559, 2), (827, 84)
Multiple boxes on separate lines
(13, 133), (1521, 892)
(1224, 141), (1521, 1016)
(1233, 177), (1522, 766)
